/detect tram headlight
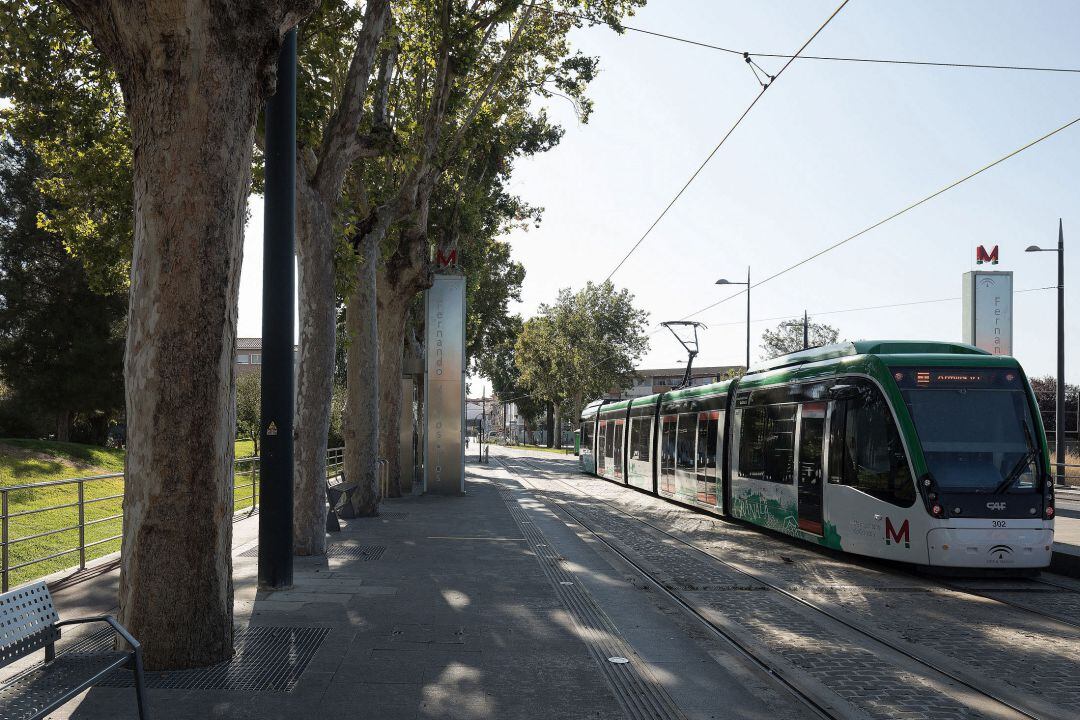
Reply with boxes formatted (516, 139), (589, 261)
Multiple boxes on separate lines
(1045, 505), (1055, 519)
(931, 504), (943, 517)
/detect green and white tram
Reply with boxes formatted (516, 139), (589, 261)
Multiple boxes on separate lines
(579, 341), (1055, 570)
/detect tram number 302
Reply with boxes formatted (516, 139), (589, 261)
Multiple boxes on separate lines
(993, 521), (1008, 528)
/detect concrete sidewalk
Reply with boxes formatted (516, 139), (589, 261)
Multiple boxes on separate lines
(12, 458), (809, 720)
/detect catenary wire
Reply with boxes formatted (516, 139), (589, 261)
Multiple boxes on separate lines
(483, 285), (1057, 409)
(681, 114), (1080, 321)
(538, 5), (1080, 74)
(603, 0), (850, 282)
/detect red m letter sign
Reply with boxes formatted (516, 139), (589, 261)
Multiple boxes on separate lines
(885, 518), (910, 547)
(436, 247), (458, 267)
(975, 245), (999, 265)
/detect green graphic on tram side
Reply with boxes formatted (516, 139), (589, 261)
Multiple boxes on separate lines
(732, 489), (842, 550)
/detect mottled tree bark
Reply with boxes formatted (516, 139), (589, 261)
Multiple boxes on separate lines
(344, 232), (381, 516)
(376, 280), (409, 497)
(292, 178), (334, 555)
(291, 0), (391, 553)
(59, 0), (314, 670)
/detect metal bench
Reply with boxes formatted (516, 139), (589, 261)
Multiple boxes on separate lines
(0, 581), (148, 719)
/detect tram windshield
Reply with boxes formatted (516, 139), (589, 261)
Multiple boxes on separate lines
(893, 367), (1043, 494)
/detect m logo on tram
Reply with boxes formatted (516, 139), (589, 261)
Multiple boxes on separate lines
(885, 518), (910, 548)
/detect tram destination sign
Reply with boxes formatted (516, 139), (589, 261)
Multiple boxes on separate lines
(961, 270), (1013, 356)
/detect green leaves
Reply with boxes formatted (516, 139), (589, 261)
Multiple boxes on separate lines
(0, 1), (131, 295)
(515, 281), (650, 416)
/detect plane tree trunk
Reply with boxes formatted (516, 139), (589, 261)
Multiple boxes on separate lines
(291, 0), (391, 553)
(344, 231), (383, 516)
(58, 0), (315, 670)
(292, 179), (334, 555)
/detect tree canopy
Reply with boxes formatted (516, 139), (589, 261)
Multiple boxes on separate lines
(759, 317), (840, 360)
(515, 281), (649, 415)
(0, 139), (125, 442)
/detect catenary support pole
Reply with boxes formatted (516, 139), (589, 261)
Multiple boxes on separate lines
(745, 266), (751, 371)
(803, 310), (809, 350)
(258, 28), (297, 589)
(1057, 219), (1066, 486)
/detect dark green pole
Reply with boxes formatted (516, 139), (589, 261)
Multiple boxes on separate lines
(258, 28), (297, 589)
(1056, 219), (1066, 486)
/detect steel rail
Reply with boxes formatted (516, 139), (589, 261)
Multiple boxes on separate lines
(492, 455), (842, 720)
(502, 452), (1044, 720)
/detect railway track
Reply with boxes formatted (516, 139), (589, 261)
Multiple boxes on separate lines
(495, 451), (1062, 720)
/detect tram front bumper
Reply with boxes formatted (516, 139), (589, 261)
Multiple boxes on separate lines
(926, 527), (1053, 568)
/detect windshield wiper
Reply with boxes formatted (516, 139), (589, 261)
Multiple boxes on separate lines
(993, 422), (1038, 495)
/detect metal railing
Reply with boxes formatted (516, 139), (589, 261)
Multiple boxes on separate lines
(1, 447), (344, 592)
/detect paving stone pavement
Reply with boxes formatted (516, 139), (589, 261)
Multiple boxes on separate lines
(5, 456), (818, 720)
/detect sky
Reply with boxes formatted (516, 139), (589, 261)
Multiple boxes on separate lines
(238, 0), (1080, 382)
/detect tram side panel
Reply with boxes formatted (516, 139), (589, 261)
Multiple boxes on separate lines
(728, 379), (932, 564)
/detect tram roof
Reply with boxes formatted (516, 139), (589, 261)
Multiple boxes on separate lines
(745, 340), (993, 375)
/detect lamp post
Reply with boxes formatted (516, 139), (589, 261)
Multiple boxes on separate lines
(1026, 219), (1066, 486)
(716, 266), (751, 371)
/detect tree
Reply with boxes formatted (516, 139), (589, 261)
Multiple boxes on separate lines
(0, 141), (126, 442)
(361, 0), (643, 493)
(760, 318), (840, 360)
(516, 281), (650, 445)
(292, 0), (392, 554)
(35, 0), (319, 670)
(1029, 376), (1079, 438)
(236, 371), (261, 457)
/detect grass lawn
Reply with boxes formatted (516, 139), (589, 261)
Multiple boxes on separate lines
(0, 438), (259, 588)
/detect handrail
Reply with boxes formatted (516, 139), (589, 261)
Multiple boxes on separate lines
(0, 446), (344, 592)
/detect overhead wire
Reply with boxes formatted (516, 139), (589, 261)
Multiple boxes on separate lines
(602, 0), (851, 282)
(490, 285), (1059, 408)
(681, 114), (1080, 321)
(538, 5), (1080, 74)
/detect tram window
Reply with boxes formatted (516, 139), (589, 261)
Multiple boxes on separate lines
(697, 417), (709, 470)
(829, 387), (915, 507)
(738, 404), (795, 483)
(629, 417), (651, 462)
(708, 413), (721, 469)
(661, 418), (677, 488)
(676, 414), (696, 470)
(604, 421), (615, 458)
(580, 422), (593, 454)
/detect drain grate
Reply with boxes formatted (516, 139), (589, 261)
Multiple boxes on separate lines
(327, 543), (385, 560)
(239, 544), (384, 561)
(71, 625), (329, 691)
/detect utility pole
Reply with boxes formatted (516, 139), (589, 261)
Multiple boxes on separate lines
(480, 386), (486, 460)
(258, 28), (296, 590)
(1026, 220), (1067, 485)
(803, 310), (809, 350)
(1057, 220), (1066, 486)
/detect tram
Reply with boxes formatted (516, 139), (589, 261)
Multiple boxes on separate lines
(578, 341), (1054, 570)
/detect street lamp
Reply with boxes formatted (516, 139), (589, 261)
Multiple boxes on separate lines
(1026, 219), (1066, 486)
(717, 266), (751, 371)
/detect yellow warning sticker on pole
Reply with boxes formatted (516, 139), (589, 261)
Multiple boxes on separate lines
(267, 421), (278, 436)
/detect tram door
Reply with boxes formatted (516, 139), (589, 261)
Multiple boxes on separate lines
(613, 420), (624, 480)
(695, 411), (720, 505)
(597, 421), (607, 475)
(797, 402), (827, 535)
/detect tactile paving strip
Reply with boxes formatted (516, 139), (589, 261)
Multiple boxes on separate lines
(68, 625), (329, 691)
(239, 544), (385, 560)
(491, 462), (687, 720)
